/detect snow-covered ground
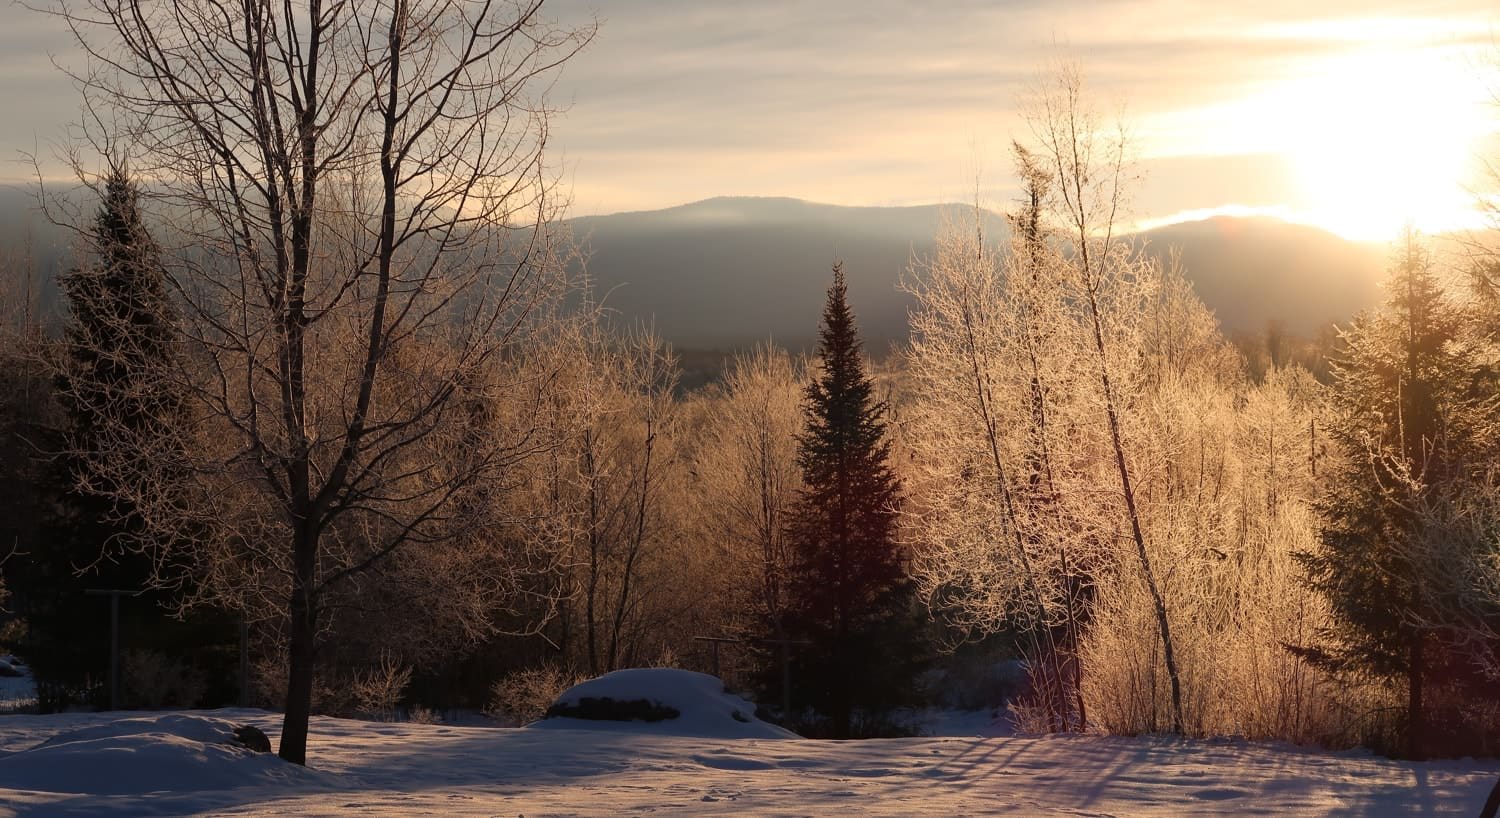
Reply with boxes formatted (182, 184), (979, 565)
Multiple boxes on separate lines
(1, 707), (1496, 816)
(0, 655), (35, 713)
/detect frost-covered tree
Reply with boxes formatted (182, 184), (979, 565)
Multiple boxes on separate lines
(44, 0), (593, 763)
(1298, 230), (1488, 758)
(902, 183), (1087, 730)
(570, 324), (682, 675)
(691, 344), (804, 636)
(905, 66), (1338, 741)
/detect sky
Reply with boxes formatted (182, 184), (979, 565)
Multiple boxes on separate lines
(2, 0), (1498, 242)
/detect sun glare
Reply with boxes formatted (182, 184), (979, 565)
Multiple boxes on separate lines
(1276, 49), (1494, 241)
(1148, 30), (1499, 242)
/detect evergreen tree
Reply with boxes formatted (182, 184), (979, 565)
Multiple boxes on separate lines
(22, 168), (228, 709)
(778, 263), (922, 737)
(61, 169), (177, 438)
(1298, 230), (1481, 757)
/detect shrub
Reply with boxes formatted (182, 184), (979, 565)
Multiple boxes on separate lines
(122, 649), (206, 709)
(486, 664), (582, 726)
(350, 653), (412, 722)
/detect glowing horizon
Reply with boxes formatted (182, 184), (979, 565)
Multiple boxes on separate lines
(1135, 24), (1499, 242)
(1, 3), (1498, 245)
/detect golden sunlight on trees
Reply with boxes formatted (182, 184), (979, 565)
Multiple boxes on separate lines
(690, 345), (805, 641)
(6, 13), (1500, 810)
(902, 65), (1349, 741)
(40, 0), (593, 763)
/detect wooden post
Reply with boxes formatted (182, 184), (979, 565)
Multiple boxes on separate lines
(692, 636), (741, 680)
(757, 637), (811, 725)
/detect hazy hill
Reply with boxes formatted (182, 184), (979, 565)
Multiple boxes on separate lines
(566, 197), (1000, 353)
(1, 189), (1389, 349)
(0, 185), (73, 324)
(569, 197), (1388, 350)
(1142, 215), (1385, 339)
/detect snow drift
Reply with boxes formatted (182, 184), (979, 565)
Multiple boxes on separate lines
(530, 668), (798, 739)
(0, 654), (34, 712)
(0, 713), (322, 795)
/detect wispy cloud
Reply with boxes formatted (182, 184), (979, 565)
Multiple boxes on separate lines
(2, 0), (1497, 234)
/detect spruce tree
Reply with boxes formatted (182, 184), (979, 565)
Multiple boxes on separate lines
(1298, 231), (1478, 757)
(779, 263), (921, 737)
(23, 168), (207, 709)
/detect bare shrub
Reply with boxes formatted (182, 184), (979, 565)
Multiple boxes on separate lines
(486, 664), (583, 726)
(351, 654), (413, 723)
(122, 649), (206, 709)
(251, 652), (351, 716)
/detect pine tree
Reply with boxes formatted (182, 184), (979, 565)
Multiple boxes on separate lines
(779, 263), (922, 737)
(24, 168), (199, 709)
(1298, 230), (1477, 758)
(62, 169), (177, 439)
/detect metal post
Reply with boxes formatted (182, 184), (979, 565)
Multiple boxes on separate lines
(238, 615), (250, 708)
(84, 589), (135, 711)
(108, 594), (119, 711)
(780, 640), (790, 721)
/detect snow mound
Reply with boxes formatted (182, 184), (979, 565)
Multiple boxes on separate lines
(0, 713), (323, 794)
(530, 668), (799, 739)
(0, 655), (35, 712)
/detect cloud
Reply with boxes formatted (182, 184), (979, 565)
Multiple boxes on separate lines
(1, 0), (1496, 224)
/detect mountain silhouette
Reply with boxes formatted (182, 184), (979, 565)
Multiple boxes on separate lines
(1, 189), (1388, 349)
(568, 196), (1386, 350)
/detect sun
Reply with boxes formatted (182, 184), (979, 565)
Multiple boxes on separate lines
(1145, 35), (1500, 242)
(1273, 48), (1496, 242)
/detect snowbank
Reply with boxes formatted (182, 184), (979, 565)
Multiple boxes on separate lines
(530, 668), (799, 739)
(0, 713), (322, 794)
(0, 654), (35, 712)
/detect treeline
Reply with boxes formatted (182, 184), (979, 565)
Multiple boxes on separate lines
(0, 173), (923, 740)
(2, 66), (1499, 762)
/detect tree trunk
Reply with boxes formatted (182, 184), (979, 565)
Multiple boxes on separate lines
(1478, 775), (1500, 818)
(609, 416), (654, 672)
(1408, 634), (1425, 760)
(583, 430), (601, 677)
(833, 632), (852, 738)
(1087, 294), (1185, 735)
(278, 528), (319, 765)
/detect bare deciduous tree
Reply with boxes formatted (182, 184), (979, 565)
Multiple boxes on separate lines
(41, 0), (593, 763)
(691, 344), (804, 636)
(544, 314), (683, 675)
(1026, 64), (1186, 734)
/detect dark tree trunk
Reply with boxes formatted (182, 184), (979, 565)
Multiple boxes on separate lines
(833, 617), (851, 737)
(278, 528), (319, 765)
(1478, 775), (1500, 818)
(1408, 634), (1425, 760)
(1086, 285), (1184, 735)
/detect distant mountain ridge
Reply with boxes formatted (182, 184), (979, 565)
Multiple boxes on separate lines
(565, 197), (1003, 352)
(567, 196), (1386, 350)
(0, 188), (1388, 348)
